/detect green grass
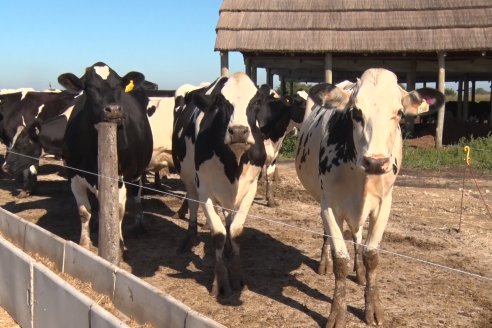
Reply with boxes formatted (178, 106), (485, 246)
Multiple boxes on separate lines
(279, 134), (492, 173)
(403, 134), (492, 173)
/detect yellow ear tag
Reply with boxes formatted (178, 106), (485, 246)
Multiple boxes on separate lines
(125, 80), (134, 93)
(417, 99), (429, 114)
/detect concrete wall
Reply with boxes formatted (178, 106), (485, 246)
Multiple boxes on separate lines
(0, 208), (225, 328)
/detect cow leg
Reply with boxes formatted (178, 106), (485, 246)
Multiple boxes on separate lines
(126, 180), (145, 235)
(363, 196), (392, 326)
(118, 182), (128, 250)
(265, 164), (279, 207)
(321, 199), (348, 328)
(154, 170), (161, 189)
(202, 198), (230, 298)
(353, 226), (366, 285)
(227, 180), (258, 291)
(179, 189), (199, 252)
(173, 198), (189, 220)
(319, 205), (333, 275)
(70, 177), (92, 248)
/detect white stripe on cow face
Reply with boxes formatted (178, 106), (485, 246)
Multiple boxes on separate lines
(94, 65), (110, 80)
(220, 72), (257, 145)
(61, 105), (75, 119)
(36, 104), (45, 118)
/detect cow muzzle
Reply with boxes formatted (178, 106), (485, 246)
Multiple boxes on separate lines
(103, 104), (123, 123)
(362, 155), (390, 175)
(227, 125), (251, 145)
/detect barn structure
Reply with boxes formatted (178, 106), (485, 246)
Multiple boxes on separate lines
(214, 0), (492, 147)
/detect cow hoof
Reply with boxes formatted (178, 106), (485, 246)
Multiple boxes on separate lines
(365, 293), (384, 326)
(178, 236), (197, 253)
(318, 259), (332, 275)
(325, 305), (346, 328)
(16, 191), (31, 199)
(211, 280), (232, 299)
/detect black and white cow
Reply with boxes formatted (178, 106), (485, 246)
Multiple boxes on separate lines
(0, 90), (79, 196)
(261, 90), (307, 207)
(58, 62), (153, 249)
(296, 68), (444, 327)
(172, 72), (306, 297)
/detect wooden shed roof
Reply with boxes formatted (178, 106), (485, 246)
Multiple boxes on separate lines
(215, 0), (492, 53)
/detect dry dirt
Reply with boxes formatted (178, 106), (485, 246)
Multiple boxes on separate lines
(0, 149), (491, 327)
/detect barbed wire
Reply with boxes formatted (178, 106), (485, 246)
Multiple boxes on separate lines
(2, 149), (492, 283)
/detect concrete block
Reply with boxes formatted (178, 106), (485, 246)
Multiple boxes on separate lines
(113, 269), (189, 328)
(0, 237), (32, 328)
(186, 309), (227, 328)
(64, 241), (117, 296)
(0, 208), (27, 247)
(24, 223), (65, 270)
(33, 262), (93, 328)
(90, 303), (129, 328)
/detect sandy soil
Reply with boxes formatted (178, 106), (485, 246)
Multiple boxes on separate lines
(0, 150), (491, 327)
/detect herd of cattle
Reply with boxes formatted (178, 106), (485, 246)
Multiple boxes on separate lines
(0, 62), (444, 327)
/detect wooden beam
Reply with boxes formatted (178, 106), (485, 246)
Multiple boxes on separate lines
(435, 52), (446, 148)
(324, 53), (333, 83)
(463, 75), (470, 120)
(220, 51), (229, 77)
(266, 68), (273, 88)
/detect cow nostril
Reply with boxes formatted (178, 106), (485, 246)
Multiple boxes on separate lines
(362, 156), (390, 174)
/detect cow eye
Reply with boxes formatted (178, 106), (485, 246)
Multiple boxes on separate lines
(351, 107), (364, 123)
(397, 109), (404, 117)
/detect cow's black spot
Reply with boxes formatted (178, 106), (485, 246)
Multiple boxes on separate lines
(319, 110), (356, 174)
(147, 105), (156, 117)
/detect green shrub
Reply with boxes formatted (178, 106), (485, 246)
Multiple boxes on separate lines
(403, 134), (492, 173)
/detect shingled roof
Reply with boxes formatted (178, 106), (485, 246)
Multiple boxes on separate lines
(215, 0), (492, 53)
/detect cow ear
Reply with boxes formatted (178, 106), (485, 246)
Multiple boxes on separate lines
(192, 91), (212, 112)
(308, 83), (350, 110)
(58, 73), (84, 93)
(27, 121), (41, 141)
(289, 92), (308, 124)
(401, 88), (445, 116)
(121, 72), (145, 92)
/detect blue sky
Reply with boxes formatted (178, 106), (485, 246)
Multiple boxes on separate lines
(0, 0), (247, 90)
(1, 1), (489, 92)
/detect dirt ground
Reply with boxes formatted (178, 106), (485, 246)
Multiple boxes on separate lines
(0, 142), (491, 327)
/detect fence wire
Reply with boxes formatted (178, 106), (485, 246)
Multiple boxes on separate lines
(1, 148), (492, 283)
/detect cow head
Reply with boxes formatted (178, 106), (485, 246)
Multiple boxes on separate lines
(309, 68), (444, 175)
(256, 88), (307, 143)
(58, 62), (146, 125)
(192, 73), (265, 160)
(2, 121), (42, 175)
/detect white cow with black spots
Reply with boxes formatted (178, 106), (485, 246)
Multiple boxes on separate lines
(296, 68), (444, 327)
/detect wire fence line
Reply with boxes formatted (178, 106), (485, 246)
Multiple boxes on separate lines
(2, 149), (492, 283)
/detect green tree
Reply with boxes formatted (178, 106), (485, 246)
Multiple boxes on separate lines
(475, 87), (490, 95)
(444, 88), (457, 96)
(275, 82), (313, 96)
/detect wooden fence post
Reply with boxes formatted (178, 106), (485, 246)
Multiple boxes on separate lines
(97, 122), (120, 265)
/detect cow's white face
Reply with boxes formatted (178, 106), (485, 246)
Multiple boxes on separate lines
(350, 69), (404, 174)
(309, 68), (444, 175)
(220, 72), (257, 148)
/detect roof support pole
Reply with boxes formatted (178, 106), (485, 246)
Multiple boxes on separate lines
(251, 63), (257, 86)
(405, 61), (417, 136)
(435, 52), (446, 148)
(463, 75), (470, 121)
(324, 53), (333, 83)
(471, 80), (476, 103)
(220, 51), (229, 77)
(457, 80), (463, 120)
(489, 82), (492, 128)
(245, 57), (252, 77)
(266, 68), (274, 88)
(280, 76), (286, 96)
